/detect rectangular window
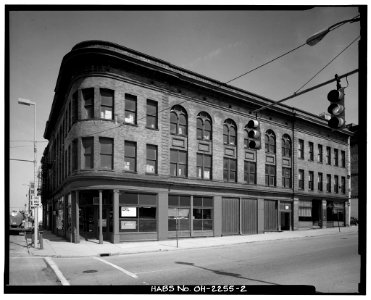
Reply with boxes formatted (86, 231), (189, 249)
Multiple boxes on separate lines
(170, 149), (187, 177)
(119, 192), (157, 233)
(197, 153), (212, 180)
(318, 144), (323, 163)
(341, 176), (346, 194)
(334, 149), (339, 166)
(298, 139), (304, 159)
(193, 196), (213, 231)
(124, 141), (137, 172)
(282, 167), (292, 188)
(327, 174), (331, 192)
(341, 150), (346, 168)
(334, 175), (339, 193)
(72, 139), (78, 171)
(298, 169), (304, 190)
(309, 142), (314, 161)
(308, 171), (314, 191)
(99, 138), (113, 170)
(318, 172), (323, 191)
(326, 147), (331, 165)
(168, 195), (191, 231)
(72, 91), (78, 124)
(82, 88), (94, 119)
(223, 158), (237, 182)
(146, 144), (157, 174)
(146, 99), (158, 129)
(100, 89), (114, 120)
(299, 200), (312, 221)
(125, 94), (137, 124)
(82, 137), (94, 169)
(244, 161), (257, 185)
(265, 164), (276, 186)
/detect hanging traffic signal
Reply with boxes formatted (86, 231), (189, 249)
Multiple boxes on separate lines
(247, 119), (261, 149)
(327, 86), (345, 129)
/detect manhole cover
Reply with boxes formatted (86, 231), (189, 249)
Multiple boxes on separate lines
(83, 270), (98, 273)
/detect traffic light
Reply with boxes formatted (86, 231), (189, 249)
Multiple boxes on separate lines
(247, 119), (261, 149)
(327, 87), (345, 129)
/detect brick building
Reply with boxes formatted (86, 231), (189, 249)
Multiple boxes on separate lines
(347, 124), (359, 221)
(41, 40), (351, 243)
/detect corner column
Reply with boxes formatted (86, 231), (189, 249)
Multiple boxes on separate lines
(71, 191), (80, 243)
(321, 199), (327, 228)
(99, 190), (103, 244)
(293, 197), (299, 230)
(257, 198), (265, 234)
(157, 191), (169, 240)
(112, 190), (120, 243)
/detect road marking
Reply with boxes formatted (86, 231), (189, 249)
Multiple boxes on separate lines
(44, 257), (70, 286)
(93, 257), (138, 279)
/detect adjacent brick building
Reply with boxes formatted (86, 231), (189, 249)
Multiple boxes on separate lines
(41, 40), (352, 243)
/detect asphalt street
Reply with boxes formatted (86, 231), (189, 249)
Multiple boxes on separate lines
(8, 230), (359, 293)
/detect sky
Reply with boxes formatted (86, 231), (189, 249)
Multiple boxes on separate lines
(7, 5), (361, 211)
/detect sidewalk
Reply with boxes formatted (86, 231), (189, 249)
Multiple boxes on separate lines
(26, 226), (358, 258)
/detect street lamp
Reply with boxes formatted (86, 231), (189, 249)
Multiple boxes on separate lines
(18, 98), (38, 249)
(306, 15), (360, 46)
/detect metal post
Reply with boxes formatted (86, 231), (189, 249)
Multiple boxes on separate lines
(33, 104), (38, 249)
(99, 190), (103, 244)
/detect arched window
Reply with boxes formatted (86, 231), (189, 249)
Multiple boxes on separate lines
(223, 119), (237, 145)
(197, 112), (212, 140)
(282, 134), (292, 157)
(170, 105), (187, 136)
(265, 130), (276, 154)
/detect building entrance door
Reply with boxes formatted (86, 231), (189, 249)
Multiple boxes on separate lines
(79, 206), (96, 240)
(280, 212), (291, 230)
(312, 201), (322, 227)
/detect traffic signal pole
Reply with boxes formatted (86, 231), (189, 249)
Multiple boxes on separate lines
(252, 69), (358, 114)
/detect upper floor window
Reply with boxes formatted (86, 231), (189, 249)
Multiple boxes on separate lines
(223, 158), (237, 182)
(341, 150), (346, 168)
(334, 149), (339, 166)
(72, 139), (78, 171)
(223, 119), (236, 145)
(334, 175), (339, 193)
(282, 167), (292, 188)
(124, 141), (137, 172)
(326, 147), (331, 165)
(244, 161), (257, 185)
(125, 94), (137, 124)
(82, 88), (94, 119)
(341, 176), (346, 194)
(146, 100), (158, 129)
(82, 137), (94, 169)
(298, 139), (304, 159)
(308, 171), (314, 191)
(170, 149), (187, 177)
(99, 137), (113, 170)
(265, 164), (276, 186)
(309, 142), (314, 161)
(146, 144), (157, 174)
(282, 135), (292, 157)
(318, 172), (323, 191)
(298, 169), (304, 190)
(197, 153), (212, 180)
(197, 112), (212, 141)
(326, 174), (331, 192)
(265, 130), (276, 154)
(170, 105), (187, 136)
(318, 144), (323, 163)
(100, 89), (114, 120)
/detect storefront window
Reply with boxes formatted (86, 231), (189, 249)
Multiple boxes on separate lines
(299, 200), (312, 221)
(119, 192), (157, 232)
(168, 195), (191, 231)
(193, 196), (213, 231)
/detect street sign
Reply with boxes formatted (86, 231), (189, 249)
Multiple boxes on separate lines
(31, 196), (40, 207)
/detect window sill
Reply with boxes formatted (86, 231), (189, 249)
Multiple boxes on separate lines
(124, 170), (137, 174)
(171, 133), (188, 138)
(145, 126), (159, 131)
(145, 172), (158, 176)
(124, 122), (138, 127)
(98, 169), (115, 172)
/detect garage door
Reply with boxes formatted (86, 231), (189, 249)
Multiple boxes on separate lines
(222, 198), (239, 235)
(241, 198), (258, 234)
(264, 200), (278, 231)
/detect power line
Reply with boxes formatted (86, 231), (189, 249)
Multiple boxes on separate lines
(294, 36), (360, 94)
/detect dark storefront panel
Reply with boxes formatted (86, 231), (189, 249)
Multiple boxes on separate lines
(264, 200), (278, 232)
(241, 198), (258, 235)
(327, 201), (345, 227)
(222, 198), (240, 235)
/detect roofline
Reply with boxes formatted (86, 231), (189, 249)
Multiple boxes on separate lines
(44, 40), (353, 138)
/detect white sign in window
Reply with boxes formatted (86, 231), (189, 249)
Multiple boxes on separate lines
(146, 165), (155, 173)
(121, 207), (137, 217)
(121, 221), (136, 230)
